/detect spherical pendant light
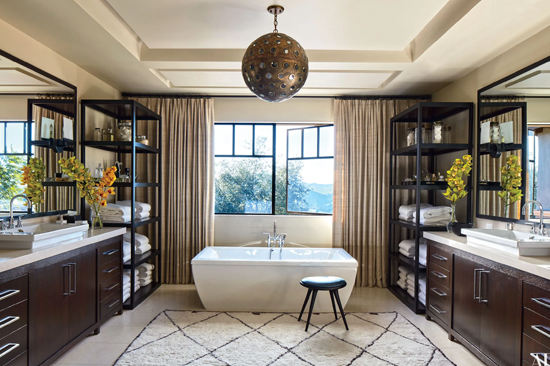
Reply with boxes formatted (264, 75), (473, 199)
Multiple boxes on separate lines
(242, 5), (309, 103)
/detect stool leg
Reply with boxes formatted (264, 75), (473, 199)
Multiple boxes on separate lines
(298, 289), (312, 321)
(334, 290), (349, 330)
(305, 290), (318, 332)
(329, 290), (338, 320)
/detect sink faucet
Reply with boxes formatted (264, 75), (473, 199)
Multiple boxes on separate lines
(263, 220), (287, 259)
(9, 195), (31, 229)
(522, 200), (545, 235)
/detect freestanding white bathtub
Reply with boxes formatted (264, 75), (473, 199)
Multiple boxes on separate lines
(191, 247), (358, 312)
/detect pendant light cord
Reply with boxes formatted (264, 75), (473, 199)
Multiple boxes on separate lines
(273, 13), (278, 33)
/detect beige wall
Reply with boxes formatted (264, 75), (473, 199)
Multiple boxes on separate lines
(433, 25), (550, 231)
(527, 98), (550, 123)
(0, 96), (27, 121)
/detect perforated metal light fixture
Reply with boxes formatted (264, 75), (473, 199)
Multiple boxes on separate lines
(242, 5), (308, 103)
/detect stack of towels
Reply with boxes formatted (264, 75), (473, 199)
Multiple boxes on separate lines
(116, 201), (152, 219)
(137, 263), (155, 287)
(123, 270), (140, 303)
(122, 230), (151, 263)
(398, 238), (428, 266)
(413, 206), (452, 226)
(396, 266), (426, 305)
(98, 203), (132, 223)
(398, 203), (433, 221)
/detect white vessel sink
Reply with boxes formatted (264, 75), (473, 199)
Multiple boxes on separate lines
(462, 228), (550, 256)
(0, 223), (89, 249)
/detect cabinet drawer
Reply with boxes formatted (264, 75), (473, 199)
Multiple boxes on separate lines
(0, 301), (26, 342)
(4, 351), (26, 366)
(429, 263), (451, 289)
(522, 334), (550, 362)
(0, 326), (27, 366)
(524, 282), (550, 319)
(99, 258), (121, 284)
(429, 246), (451, 271)
(0, 277), (27, 312)
(100, 275), (121, 302)
(428, 284), (451, 309)
(101, 293), (122, 320)
(428, 295), (450, 326)
(524, 308), (550, 348)
(99, 241), (121, 265)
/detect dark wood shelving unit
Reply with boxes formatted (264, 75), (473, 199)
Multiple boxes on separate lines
(389, 102), (474, 314)
(81, 99), (162, 310)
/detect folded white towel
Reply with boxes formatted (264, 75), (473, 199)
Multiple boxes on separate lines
(123, 231), (149, 247)
(398, 266), (412, 275)
(123, 254), (131, 263)
(419, 292), (426, 305)
(398, 203), (433, 216)
(135, 244), (152, 255)
(123, 276), (130, 285)
(123, 242), (131, 256)
(136, 212), (150, 219)
(397, 278), (408, 290)
(123, 282), (130, 291)
(139, 278), (153, 287)
(413, 206), (452, 219)
(419, 277), (426, 291)
(399, 271), (408, 281)
(413, 216), (450, 226)
(138, 271), (152, 279)
(137, 263), (155, 271)
(398, 214), (413, 222)
(123, 270), (139, 278)
(116, 200), (151, 213)
(419, 243), (427, 260)
(406, 272), (426, 282)
(399, 248), (414, 258)
(100, 203), (132, 216)
(398, 238), (428, 253)
(419, 256), (426, 266)
(123, 290), (130, 303)
(101, 215), (131, 223)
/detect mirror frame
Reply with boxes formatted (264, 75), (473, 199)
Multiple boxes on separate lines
(0, 49), (78, 220)
(476, 54), (550, 224)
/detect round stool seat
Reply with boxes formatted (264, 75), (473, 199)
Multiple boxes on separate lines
(300, 276), (347, 291)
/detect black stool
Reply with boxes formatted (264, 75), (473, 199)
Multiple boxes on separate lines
(298, 276), (349, 331)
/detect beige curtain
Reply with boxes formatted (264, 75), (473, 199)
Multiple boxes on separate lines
(127, 97), (215, 284)
(333, 98), (425, 288)
(479, 97), (524, 218)
(33, 95), (75, 213)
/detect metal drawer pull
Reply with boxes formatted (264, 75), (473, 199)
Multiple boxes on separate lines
(105, 283), (119, 291)
(0, 343), (19, 359)
(103, 249), (119, 256)
(532, 298), (550, 310)
(69, 263), (76, 294)
(431, 271), (447, 279)
(479, 270), (490, 303)
(0, 290), (19, 303)
(103, 266), (119, 274)
(0, 316), (19, 330)
(430, 304), (447, 314)
(474, 269), (483, 300)
(431, 288), (447, 297)
(431, 254), (447, 261)
(108, 299), (120, 308)
(532, 325), (550, 340)
(62, 264), (71, 296)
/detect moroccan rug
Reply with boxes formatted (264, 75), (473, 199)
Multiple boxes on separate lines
(114, 310), (455, 366)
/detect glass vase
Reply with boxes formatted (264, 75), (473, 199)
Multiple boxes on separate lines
(446, 203), (457, 233)
(90, 207), (103, 230)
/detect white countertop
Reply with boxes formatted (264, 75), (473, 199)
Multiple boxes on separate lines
(0, 227), (125, 273)
(424, 231), (550, 280)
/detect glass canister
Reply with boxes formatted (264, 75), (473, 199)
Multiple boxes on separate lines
(136, 135), (149, 145)
(103, 128), (114, 142)
(422, 123), (432, 144)
(407, 128), (415, 146)
(116, 122), (132, 141)
(432, 121), (443, 143)
(415, 125), (424, 143)
(490, 122), (501, 144)
(444, 126), (452, 143)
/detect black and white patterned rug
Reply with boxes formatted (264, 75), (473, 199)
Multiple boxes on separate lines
(114, 310), (455, 366)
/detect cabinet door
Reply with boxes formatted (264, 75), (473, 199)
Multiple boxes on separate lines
(479, 268), (521, 366)
(29, 259), (69, 366)
(452, 255), (481, 348)
(68, 248), (97, 341)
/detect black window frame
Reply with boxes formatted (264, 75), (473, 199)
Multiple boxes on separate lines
(286, 125), (334, 215)
(0, 121), (29, 157)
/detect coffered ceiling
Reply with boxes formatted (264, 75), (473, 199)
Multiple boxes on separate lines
(1, 0), (550, 96)
(0, 56), (73, 93)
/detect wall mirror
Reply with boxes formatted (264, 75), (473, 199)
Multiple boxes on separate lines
(0, 49), (77, 220)
(477, 55), (550, 223)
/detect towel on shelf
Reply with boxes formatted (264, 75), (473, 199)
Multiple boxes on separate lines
(122, 254), (131, 264)
(101, 215), (131, 223)
(412, 206), (452, 220)
(137, 263), (155, 271)
(398, 248), (414, 258)
(136, 212), (150, 219)
(419, 292), (426, 305)
(398, 215), (413, 222)
(139, 278), (153, 287)
(398, 238), (427, 255)
(99, 203), (132, 216)
(397, 278), (407, 290)
(137, 271), (152, 279)
(398, 203), (433, 218)
(398, 266), (412, 276)
(135, 244), (152, 255)
(398, 271), (408, 281)
(123, 231), (149, 246)
(123, 291), (130, 303)
(116, 200), (151, 213)
(413, 216), (450, 226)
(406, 272), (426, 282)
(123, 275), (130, 285)
(123, 282), (139, 293)
(123, 242), (131, 256)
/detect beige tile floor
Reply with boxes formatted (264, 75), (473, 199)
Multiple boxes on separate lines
(53, 285), (485, 366)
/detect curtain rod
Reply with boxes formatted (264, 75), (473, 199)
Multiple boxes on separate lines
(122, 93), (431, 100)
(480, 95), (526, 100)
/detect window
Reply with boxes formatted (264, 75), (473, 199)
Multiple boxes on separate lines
(527, 129), (538, 215)
(0, 122), (29, 211)
(214, 123), (334, 215)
